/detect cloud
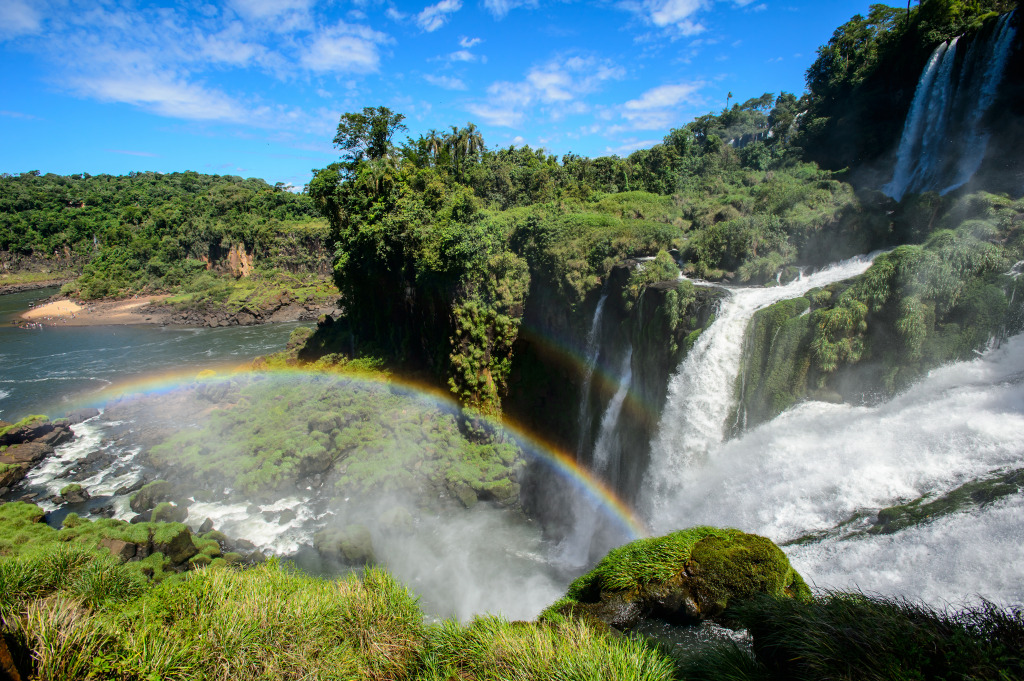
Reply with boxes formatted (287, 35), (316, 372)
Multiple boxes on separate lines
(301, 23), (389, 73)
(605, 138), (663, 155)
(467, 55), (624, 128)
(416, 0), (462, 32)
(0, 0), (44, 40)
(459, 36), (482, 48)
(385, 7), (408, 21)
(482, 0), (538, 19)
(449, 49), (477, 62)
(228, 0), (314, 20)
(424, 74), (467, 90)
(0, 110), (39, 120)
(79, 72), (244, 122)
(621, 81), (706, 129)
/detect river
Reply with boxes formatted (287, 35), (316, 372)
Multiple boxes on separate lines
(0, 288), (304, 422)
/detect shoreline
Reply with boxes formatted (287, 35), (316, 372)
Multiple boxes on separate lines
(0, 277), (76, 296)
(18, 295), (171, 327)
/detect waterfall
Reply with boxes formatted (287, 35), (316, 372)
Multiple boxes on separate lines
(575, 291), (609, 458)
(646, 330), (1024, 606)
(883, 12), (1017, 201)
(591, 344), (633, 479)
(642, 253), (877, 525)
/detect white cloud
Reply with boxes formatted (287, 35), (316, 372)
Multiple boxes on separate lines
(416, 0), (462, 32)
(449, 49), (477, 62)
(228, 0), (314, 20)
(79, 73), (243, 122)
(459, 36), (482, 48)
(424, 73), (467, 90)
(482, 0), (538, 19)
(467, 55), (623, 128)
(621, 81), (706, 129)
(196, 22), (267, 67)
(605, 138), (662, 155)
(301, 23), (389, 74)
(386, 7), (408, 21)
(0, 110), (39, 120)
(0, 0), (43, 40)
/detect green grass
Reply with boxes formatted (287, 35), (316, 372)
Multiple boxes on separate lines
(0, 415), (48, 440)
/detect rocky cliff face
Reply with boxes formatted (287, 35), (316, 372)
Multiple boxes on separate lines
(509, 263), (722, 539)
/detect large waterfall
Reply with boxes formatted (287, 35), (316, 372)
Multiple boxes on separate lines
(642, 253), (877, 524)
(883, 12), (1017, 201)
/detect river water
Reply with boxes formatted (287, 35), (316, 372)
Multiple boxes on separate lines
(0, 289), (303, 421)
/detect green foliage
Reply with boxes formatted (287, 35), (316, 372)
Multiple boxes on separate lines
(732, 592), (1024, 681)
(623, 251), (679, 310)
(0, 170), (327, 298)
(145, 373), (523, 504)
(419, 616), (677, 681)
(58, 483), (82, 497)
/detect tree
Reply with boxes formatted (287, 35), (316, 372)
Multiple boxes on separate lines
(332, 106), (407, 168)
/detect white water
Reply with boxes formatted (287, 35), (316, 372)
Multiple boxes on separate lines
(576, 291), (609, 458)
(592, 344), (633, 475)
(648, 328), (1024, 605)
(643, 253), (878, 522)
(883, 13), (1017, 200)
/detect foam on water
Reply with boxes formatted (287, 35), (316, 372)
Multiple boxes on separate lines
(647, 331), (1024, 604)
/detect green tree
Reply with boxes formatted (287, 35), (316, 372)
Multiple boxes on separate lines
(332, 106), (407, 168)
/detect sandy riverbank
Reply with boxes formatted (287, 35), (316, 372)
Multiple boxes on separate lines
(18, 296), (169, 326)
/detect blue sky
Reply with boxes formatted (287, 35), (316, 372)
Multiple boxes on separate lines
(0, 0), (882, 189)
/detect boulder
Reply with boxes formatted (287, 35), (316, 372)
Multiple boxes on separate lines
(129, 480), (173, 513)
(313, 524), (375, 565)
(198, 517), (215, 534)
(542, 527), (811, 631)
(151, 524), (199, 565)
(151, 502), (188, 523)
(1, 442), (53, 465)
(99, 537), (137, 562)
(37, 425), (74, 448)
(58, 483), (90, 504)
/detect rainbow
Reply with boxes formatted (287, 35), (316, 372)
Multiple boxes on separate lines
(64, 364), (649, 541)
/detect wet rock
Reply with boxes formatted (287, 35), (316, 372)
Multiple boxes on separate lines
(58, 484), (90, 504)
(65, 408), (100, 425)
(378, 506), (414, 534)
(130, 510), (152, 524)
(89, 504), (115, 518)
(115, 478), (147, 496)
(37, 425), (74, 447)
(278, 508), (296, 525)
(129, 480), (173, 513)
(151, 502), (188, 523)
(313, 524), (375, 566)
(198, 517), (215, 534)
(234, 538), (257, 552)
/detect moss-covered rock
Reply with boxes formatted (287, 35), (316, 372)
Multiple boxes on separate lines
(313, 524), (375, 566)
(542, 527), (810, 630)
(129, 480), (174, 513)
(151, 501), (188, 523)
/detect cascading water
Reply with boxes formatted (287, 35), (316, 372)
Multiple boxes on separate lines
(642, 253), (878, 525)
(883, 12), (1017, 201)
(647, 331), (1024, 605)
(591, 344), (633, 479)
(575, 290), (609, 458)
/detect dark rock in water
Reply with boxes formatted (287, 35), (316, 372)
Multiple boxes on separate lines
(130, 510), (152, 524)
(2, 441), (53, 465)
(234, 538), (258, 552)
(59, 483), (90, 504)
(65, 408), (101, 425)
(278, 508), (296, 525)
(151, 502), (188, 523)
(543, 527), (811, 631)
(0, 419), (54, 447)
(129, 480), (173, 513)
(115, 478), (147, 496)
(89, 504), (115, 518)
(378, 506), (414, 534)
(100, 537), (137, 562)
(37, 425), (74, 448)
(451, 482), (478, 509)
(198, 517), (215, 534)
(314, 524), (375, 566)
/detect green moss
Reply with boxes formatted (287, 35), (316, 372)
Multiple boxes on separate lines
(151, 502), (187, 523)
(0, 414), (48, 439)
(129, 480), (174, 513)
(59, 483), (83, 497)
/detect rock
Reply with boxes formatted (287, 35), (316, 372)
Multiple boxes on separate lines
(0, 419), (53, 447)
(58, 483), (90, 504)
(234, 538), (257, 552)
(129, 480), (173, 513)
(100, 537), (137, 562)
(151, 502), (188, 523)
(542, 527), (811, 630)
(451, 483), (478, 509)
(129, 510), (152, 524)
(313, 524), (375, 566)
(0, 633), (23, 681)
(1, 441), (53, 465)
(64, 408), (100, 425)
(278, 508), (296, 525)
(115, 478), (146, 496)
(37, 425), (74, 447)
(198, 517), (215, 534)
(0, 464), (26, 489)
(152, 524), (199, 565)
(377, 506), (414, 534)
